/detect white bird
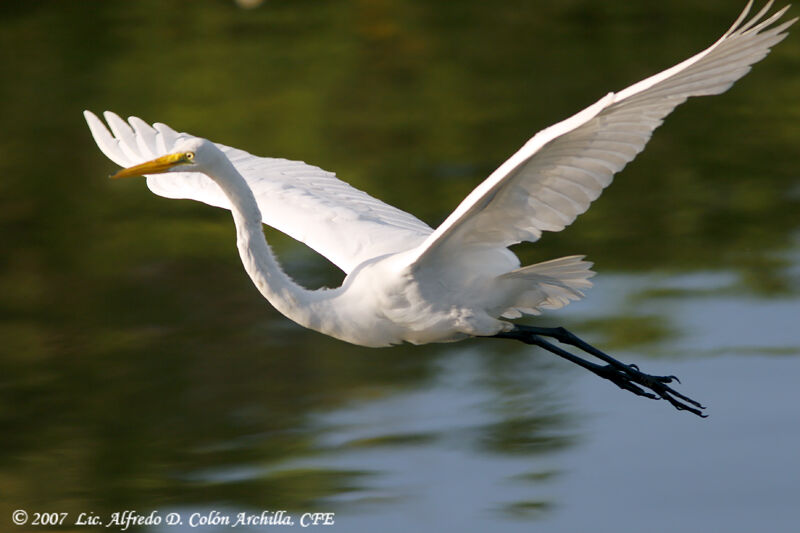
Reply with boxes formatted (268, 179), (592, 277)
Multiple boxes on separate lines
(85, 1), (794, 417)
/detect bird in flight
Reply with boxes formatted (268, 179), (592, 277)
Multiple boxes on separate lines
(86, 2), (793, 417)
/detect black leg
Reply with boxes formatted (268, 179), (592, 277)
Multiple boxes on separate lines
(490, 325), (707, 417)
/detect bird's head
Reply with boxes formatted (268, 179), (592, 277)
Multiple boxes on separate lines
(111, 137), (219, 179)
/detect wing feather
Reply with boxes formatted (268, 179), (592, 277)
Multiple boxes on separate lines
(84, 112), (431, 273)
(128, 116), (159, 159)
(406, 1), (793, 267)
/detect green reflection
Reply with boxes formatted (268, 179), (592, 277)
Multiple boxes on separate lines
(579, 315), (676, 351)
(503, 499), (553, 518)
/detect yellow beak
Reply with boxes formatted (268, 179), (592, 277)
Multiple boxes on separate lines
(111, 153), (190, 179)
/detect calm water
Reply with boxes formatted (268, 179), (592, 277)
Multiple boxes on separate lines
(1, 1), (799, 532)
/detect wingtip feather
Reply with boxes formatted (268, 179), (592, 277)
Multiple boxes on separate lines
(84, 109), (131, 167)
(127, 115), (159, 158)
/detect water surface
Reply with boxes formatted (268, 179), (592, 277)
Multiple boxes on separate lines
(1, 1), (799, 532)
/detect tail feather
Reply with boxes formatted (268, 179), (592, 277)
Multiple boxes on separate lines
(499, 255), (595, 317)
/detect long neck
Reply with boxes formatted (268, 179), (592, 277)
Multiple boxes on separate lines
(209, 158), (328, 331)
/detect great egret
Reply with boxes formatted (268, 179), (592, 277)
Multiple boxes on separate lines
(85, 1), (794, 417)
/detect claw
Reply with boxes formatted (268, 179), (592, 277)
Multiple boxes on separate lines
(492, 325), (708, 417)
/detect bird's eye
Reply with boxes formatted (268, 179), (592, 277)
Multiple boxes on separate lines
(185, 152), (195, 161)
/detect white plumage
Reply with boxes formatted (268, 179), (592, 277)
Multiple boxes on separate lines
(87, 112), (433, 273)
(85, 1), (793, 348)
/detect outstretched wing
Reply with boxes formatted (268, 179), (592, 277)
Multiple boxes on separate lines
(85, 111), (432, 273)
(406, 1), (794, 268)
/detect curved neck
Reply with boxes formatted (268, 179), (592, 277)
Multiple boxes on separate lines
(209, 158), (327, 331)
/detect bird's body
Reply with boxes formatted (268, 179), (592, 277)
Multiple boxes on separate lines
(102, 135), (585, 347)
(86, 1), (793, 415)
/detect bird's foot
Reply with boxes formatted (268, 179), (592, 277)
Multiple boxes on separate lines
(590, 361), (706, 417)
(492, 325), (707, 417)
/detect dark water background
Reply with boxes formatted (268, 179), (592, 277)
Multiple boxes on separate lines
(1, 1), (799, 532)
